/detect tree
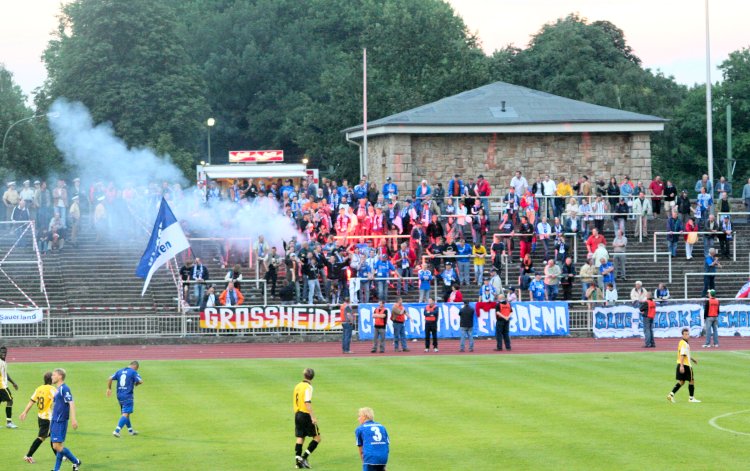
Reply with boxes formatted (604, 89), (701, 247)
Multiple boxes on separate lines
(40, 0), (209, 177)
(0, 66), (60, 178)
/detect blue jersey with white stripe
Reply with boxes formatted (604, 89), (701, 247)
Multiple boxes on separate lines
(51, 383), (73, 423)
(111, 367), (142, 400)
(355, 420), (390, 465)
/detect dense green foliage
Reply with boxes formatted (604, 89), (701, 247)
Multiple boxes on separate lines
(3, 1), (746, 185)
(3, 351), (750, 470)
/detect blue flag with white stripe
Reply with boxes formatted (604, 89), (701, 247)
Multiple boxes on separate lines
(136, 198), (190, 296)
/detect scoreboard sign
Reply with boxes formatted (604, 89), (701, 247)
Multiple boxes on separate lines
(228, 150), (284, 163)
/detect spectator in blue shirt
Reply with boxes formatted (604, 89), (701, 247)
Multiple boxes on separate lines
(355, 407), (389, 471)
(529, 273), (546, 301)
(447, 174), (465, 199)
(440, 262), (459, 301)
(415, 180), (432, 201)
(374, 254), (396, 302)
(417, 263), (433, 303)
(455, 239), (473, 285)
(599, 258), (615, 289)
(381, 177), (398, 201)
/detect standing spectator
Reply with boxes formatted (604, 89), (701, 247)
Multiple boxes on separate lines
(289, 254), (303, 303)
(393, 242), (415, 295)
(649, 176), (665, 216)
(374, 253), (397, 302)
(390, 298), (409, 352)
(179, 259), (194, 305)
(536, 216), (552, 261)
(498, 213), (514, 261)
(676, 190), (692, 225)
(585, 228), (606, 258)
(579, 258), (595, 301)
(415, 179), (432, 201)
(632, 192), (652, 238)
(494, 294), (513, 351)
(716, 176), (732, 195)
(639, 294), (657, 348)
(370, 301), (388, 353)
(517, 215), (534, 260)
(718, 215), (732, 259)
(502, 187), (520, 224)
(564, 197), (580, 236)
(304, 253), (325, 304)
(664, 180), (678, 211)
(439, 262), (459, 302)
(510, 171), (528, 199)
(454, 239), (472, 285)
(666, 210), (683, 257)
(472, 241), (487, 285)
(518, 254), (534, 301)
(529, 273), (546, 301)
(630, 281), (649, 302)
(592, 196), (607, 233)
(604, 283), (618, 305)
(68, 196), (80, 246)
(543, 259), (561, 301)
(433, 182), (446, 211)
(703, 214), (720, 259)
(612, 229), (628, 280)
(553, 232), (569, 264)
(265, 247), (281, 297)
(694, 174), (713, 195)
(423, 298), (439, 352)
(447, 174), (465, 200)
(52, 179), (68, 229)
(702, 248), (721, 297)
(489, 268), (503, 295)
(35, 181), (53, 232)
(703, 290), (720, 348)
(696, 186), (713, 223)
(225, 264), (244, 291)
(458, 300), (474, 352)
(199, 285), (219, 311)
(560, 257), (576, 301)
(599, 257), (615, 290)
(578, 197), (593, 241)
(417, 263), (433, 303)
(3, 181), (20, 222)
(476, 174), (491, 215)
(742, 178), (750, 224)
(490, 233), (506, 273)
(555, 177), (574, 218)
(381, 177), (397, 201)
(191, 257), (209, 305)
(219, 280), (245, 307)
(684, 217), (698, 260)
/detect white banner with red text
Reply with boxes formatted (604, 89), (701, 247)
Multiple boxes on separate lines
(200, 305), (341, 330)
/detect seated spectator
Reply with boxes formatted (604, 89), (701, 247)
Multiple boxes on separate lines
(448, 284), (463, 303)
(630, 281), (648, 302)
(529, 272), (546, 301)
(654, 283), (670, 302)
(220, 280), (245, 306)
(604, 283), (618, 305)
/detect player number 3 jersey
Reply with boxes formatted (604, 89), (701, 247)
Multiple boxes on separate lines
(355, 420), (390, 465)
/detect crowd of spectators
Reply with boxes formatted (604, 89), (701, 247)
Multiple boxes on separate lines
(173, 171), (750, 307)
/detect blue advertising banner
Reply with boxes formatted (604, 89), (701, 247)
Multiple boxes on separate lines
(592, 301), (750, 338)
(357, 302), (569, 340)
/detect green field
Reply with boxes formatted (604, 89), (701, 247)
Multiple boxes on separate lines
(2, 350), (750, 470)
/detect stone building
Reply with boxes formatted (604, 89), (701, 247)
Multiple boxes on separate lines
(343, 81), (665, 196)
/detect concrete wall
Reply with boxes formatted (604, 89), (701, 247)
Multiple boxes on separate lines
(366, 131), (653, 194)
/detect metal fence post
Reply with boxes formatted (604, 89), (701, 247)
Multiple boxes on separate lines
(668, 254), (672, 283)
(653, 234), (657, 263)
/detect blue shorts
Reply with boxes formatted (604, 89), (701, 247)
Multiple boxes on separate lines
(119, 398), (134, 414)
(50, 421), (68, 443)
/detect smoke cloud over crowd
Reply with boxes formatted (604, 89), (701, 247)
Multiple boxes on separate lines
(48, 99), (299, 251)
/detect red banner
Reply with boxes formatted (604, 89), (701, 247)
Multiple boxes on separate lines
(228, 150), (284, 163)
(200, 306), (341, 330)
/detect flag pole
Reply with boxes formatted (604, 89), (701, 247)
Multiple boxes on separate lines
(362, 47), (368, 180)
(705, 0), (714, 191)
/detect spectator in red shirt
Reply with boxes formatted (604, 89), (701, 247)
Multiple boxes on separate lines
(476, 174), (491, 215)
(649, 176), (665, 216)
(585, 228), (606, 256)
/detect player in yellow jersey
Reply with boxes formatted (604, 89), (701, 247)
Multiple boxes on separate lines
(19, 371), (57, 464)
(293, 368), (320, 469)
(667, 328), (701, 403)
(0, 346), (20, 428)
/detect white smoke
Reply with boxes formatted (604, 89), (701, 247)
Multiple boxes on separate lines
(48, 98), (299, 250)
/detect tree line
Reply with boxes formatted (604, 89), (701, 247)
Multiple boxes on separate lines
(0, 1), (747, 192)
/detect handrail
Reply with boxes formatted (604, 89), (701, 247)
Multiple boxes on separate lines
(682, 271), (749, 298)
(652, 230), (736, 262)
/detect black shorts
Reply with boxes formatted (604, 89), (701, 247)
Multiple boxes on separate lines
(675, 364), (694, 382)
(0, 388), (12, 402)
(295, 411), (319, 438)
(38, 418), (50, 438)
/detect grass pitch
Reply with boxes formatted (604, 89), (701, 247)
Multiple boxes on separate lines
(2, 348), (750, 470)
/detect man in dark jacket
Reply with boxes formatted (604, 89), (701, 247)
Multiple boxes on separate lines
(458, 300), (474, 352)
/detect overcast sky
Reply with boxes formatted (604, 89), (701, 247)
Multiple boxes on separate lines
(0, 0), (747, 101)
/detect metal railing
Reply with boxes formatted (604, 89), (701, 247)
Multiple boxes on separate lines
(682, 271), (749, 298)
(181, 278), (268, 308)
(652, 231), (736, 262)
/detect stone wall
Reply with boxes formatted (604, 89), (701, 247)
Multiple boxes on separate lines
(366, 131), (653, 194)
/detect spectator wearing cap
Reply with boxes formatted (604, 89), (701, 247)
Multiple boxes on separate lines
(19, 180), (35, 221)
(381, 177), (398, 201)
(3, 181), (19, 221)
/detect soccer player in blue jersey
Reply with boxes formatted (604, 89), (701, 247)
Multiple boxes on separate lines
(50, 368), (82, 471)
(355, 407), (389, 471)
(107, 361), (143, 437)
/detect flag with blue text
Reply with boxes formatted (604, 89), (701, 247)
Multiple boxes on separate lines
(136, 198), (190, 296)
